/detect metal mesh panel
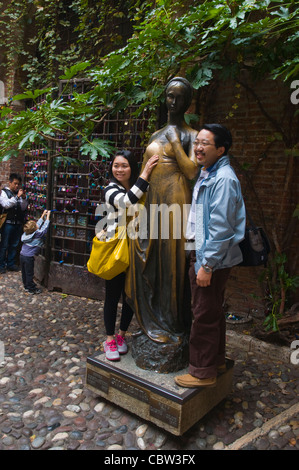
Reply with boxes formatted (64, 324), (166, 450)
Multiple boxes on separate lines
(23, 79), (149, 267)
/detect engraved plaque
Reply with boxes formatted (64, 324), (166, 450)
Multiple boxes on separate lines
(110, 374), (149, 404)
(149, 397), (179, 427)
(87, 369), (109, 393)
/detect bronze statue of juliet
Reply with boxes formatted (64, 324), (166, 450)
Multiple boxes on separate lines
(126, 77), (199, 372)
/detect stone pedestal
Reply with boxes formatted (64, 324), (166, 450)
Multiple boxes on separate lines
(86, 352), (234, 436)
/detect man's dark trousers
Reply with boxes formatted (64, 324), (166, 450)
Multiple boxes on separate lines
(188, 251), (231, 379)
(0, 223), (23, 269)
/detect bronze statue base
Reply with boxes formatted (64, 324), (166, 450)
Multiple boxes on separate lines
(85, 352), (234, 436)
(131, 332), (189, 373)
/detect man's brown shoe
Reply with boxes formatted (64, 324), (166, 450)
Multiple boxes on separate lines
(174, 373), (216, 388)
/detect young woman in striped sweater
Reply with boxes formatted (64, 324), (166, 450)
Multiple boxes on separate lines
(102, 150), (159, 360)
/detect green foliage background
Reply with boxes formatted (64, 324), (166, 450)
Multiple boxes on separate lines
(1, 0), (298, 162)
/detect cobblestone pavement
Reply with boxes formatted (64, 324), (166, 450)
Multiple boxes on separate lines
(0, 271), (298, 452)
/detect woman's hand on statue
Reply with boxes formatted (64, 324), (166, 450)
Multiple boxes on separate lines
(140, 154), (159, 180)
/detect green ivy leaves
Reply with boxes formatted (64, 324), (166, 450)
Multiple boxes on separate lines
(1, 0), (298, 164)
(59, 62), (91, 81)
(80, 139), (115, 161)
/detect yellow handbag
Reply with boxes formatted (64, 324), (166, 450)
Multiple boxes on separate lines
(87, 226), (129, 280)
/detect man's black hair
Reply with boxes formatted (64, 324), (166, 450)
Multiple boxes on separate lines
(9, 173), (22, 183)
(201, 124), (232, 155)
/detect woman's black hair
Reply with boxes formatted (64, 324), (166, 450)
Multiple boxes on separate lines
(108, 149), (139, 187)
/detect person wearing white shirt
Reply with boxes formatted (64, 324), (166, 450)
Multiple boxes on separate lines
(0, 173), (28, 273)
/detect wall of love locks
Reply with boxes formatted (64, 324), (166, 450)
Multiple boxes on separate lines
(23, 80), (148, 269)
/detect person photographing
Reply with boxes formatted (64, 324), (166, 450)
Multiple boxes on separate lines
(0, 173), (28, 273)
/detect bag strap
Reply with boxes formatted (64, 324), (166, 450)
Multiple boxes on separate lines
(244, 206), (258, 232)
(2, 187), (14, 199)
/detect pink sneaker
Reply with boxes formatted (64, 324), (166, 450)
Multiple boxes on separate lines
(103, 339), (120, 361)
(115, 334), (128, 355)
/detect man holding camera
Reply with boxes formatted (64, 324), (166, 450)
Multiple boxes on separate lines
(0, 173), (28, 274)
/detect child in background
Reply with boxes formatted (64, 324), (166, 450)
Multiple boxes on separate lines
(20, 210), (51, 294)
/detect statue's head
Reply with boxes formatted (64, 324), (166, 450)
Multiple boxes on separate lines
(165, 77), (193, 113)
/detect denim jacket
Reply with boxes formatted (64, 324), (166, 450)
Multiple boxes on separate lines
(194, 155), (246, 274)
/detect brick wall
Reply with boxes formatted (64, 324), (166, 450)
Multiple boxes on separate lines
(0, 162), (10, 189)
(0, 155), (25, 194)
(0, 145), (25, 188)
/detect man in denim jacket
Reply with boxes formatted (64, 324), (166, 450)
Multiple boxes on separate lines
(175, 124), (246, 388)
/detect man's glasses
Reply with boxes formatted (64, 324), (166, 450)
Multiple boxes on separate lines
(193, 140), (216, 147)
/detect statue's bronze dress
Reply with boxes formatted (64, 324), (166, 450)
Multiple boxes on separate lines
(126, 123), (199, 345)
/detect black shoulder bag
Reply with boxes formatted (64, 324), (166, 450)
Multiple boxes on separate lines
(238, 210), (270, 267)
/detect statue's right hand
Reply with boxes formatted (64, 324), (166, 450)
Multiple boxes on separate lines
(165, 125), (180, 143)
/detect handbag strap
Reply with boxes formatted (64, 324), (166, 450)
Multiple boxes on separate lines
(244, 206), (259, 233)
